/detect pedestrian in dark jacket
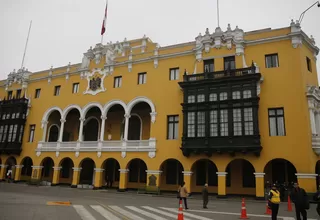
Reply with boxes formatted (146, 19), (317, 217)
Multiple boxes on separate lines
(290, 182), (308, 220)
(202, 183), (208, 208)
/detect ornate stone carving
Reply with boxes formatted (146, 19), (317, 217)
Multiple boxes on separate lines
(148, 175), (156, 186)
(83, 69), (107, 95)
(5, 67), (31, 90)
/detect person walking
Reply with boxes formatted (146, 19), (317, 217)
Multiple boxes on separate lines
(202, 183), (209, 208)
(268, 184), (280, 220)
(290, 182), (309, 220)
(178, 182), (189, 210)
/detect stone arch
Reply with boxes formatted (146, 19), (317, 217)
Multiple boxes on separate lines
(102, 158), (121, 188)
(225, 159), (256, 195)
(121, 113), (143, 140)
(59, 157), (74, 185)
(42, 106), (63, 122)
(21, 156), (33, 177)
(5, 156), (16, 167)
(103, 100), (127, 118)
(264, 158), (297, 185)
(159, 159), (184, 190)
(79, 158), (96, 185)
(61, 104), (82, 120)
(126, 96), (156, 115)
(81, 102), (103, 119)
(47, 124), (60, 142)
(83, 116), (100, 141)
(191, 159), (218, 189)
(40, 157), (55, 182)
(126, 158), (148, 186)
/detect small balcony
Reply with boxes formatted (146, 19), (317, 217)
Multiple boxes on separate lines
(36, 138), (156, 158)
(312, 135), (320, 155)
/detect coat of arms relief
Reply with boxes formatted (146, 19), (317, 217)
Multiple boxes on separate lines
(83, 69), (107, 95)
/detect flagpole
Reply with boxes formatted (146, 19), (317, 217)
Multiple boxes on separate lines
(101, 0), (108, 44)
(217, 0), (220, 27)
(21, 20), (32, 69)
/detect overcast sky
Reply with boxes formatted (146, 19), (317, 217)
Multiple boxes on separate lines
(0, 0), (319, 80)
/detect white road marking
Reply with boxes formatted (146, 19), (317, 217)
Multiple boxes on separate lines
(126, 206), (168, 220)
(186, 209), (296, 220)
(73, 205), (96, 220)
(90, 205), (121, 220)
(109, 205), (146, 220)
(160, 207), (213, 220)
(142, 206), (192, 220)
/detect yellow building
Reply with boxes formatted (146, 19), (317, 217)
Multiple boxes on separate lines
(0, 20), (319, 199)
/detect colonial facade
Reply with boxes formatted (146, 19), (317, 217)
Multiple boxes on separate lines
(0, 20), (319, 198)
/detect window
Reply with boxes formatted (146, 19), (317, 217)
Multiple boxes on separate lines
(12, 125), (18, 142)
(72, 83), (79, 93)
(233, 109), (242, 136)
(7, 91), (13, 99)
(220, 110), (228, 136)
(167, 115), (179, 140)
(114, 76), (122, 88)
(169, 68), (179, 80)
(1, 125), (8, 142)
(210, 110), (218, 137)
(204, 59), (214, 72)
(197, 94), (205, 102)
(19, 126), (24, 142)
(220, 92), (228, 101)
(138, 72), (147, 84)
(232, 91), (240, 99)
(16, 89), (21, 99)
(268, 108), (285, 136)
(244, 108), (254, 135)
(306, 57), (312, 72)
(54, 86), (61, 96)
(187, 95), (195, 103)
(28, 125), (36, 142)
(265, 54), (279, 68)
(197, 112), (206, 137)
(209, 93), (217, 101)
(187, 112), (195, 137)
(224, 56), (236, 70)
(243, 90), (252, 99)
(7, 125), (13, 142)
(35, 89), (41, 98)
(0, 126), (3, 142)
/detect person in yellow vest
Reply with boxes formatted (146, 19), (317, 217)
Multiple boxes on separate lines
(268, 184), (280, 220)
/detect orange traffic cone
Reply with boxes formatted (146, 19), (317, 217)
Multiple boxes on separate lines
(287, 195), (292, 212)
(240, 198), (249, 219)
(177, 199), (184, 220)
(265, 201), (271, 215)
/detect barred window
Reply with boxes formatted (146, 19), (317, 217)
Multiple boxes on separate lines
(243, 90), (252, 99)
(232, 91), (241, 100)
(244, 108), (254, 135)
(187, 112), (195, 137)
(188, 95), (195, 103)
(233, 109), (242, 136)
(209, 93), (217, 101)
(220, 92), (228, 101)
(197, 94), (205, 102)
(197, 112), (206, 137)
(220, 110), (228, 136)
(210, 110), (218, 137)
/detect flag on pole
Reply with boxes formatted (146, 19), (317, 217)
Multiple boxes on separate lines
(101, 1), (108, 35)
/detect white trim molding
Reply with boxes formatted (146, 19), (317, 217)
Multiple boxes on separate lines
(31, 166), (44, 169)
(216, 172), (228, 177)
(295, 173), (318, 179)
(118, 169), (129, 174)
(146, 170), (163, 175)
(94, 168), (105, 172)
(0, 164), (8, 168)
(15, 165), (24, 169)
(182, 171), (193, 176)
(52, 166), (62, 171)
(254, 172), (265, 178)
(72, 167), (82, 172)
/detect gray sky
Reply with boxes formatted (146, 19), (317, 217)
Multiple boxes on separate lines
(0, 0), (319, 80)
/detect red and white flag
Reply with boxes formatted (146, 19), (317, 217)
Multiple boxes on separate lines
(101, 1), (108, 35)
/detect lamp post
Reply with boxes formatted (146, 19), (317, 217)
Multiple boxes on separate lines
(299, 1), (320, 24)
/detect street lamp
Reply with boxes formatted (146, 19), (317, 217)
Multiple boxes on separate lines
(299, 1), (320, 24)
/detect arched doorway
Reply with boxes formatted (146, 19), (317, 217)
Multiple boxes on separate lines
(41, 157), (54, 182)
(5, 156), (17, 179)
(59, 157), (74, 185)
(128, 115), (142, 140)
(48, 125), (59, 142)
(127, 159), (147, 188)
(191, 159), (218, 193)
(105, 103), (126, 141)
(160, 159), (184, 191)
(62, 107), (81, 142)
(226, 159), (256, 195)
(79, 158), (95, 185)
(103, 158), (120, 188)
(83, 117), (100, 141)
(264, 159), (297, 185)
(21, 157), (33, 181)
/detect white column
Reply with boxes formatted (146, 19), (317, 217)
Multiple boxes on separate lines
(78, 117), (85, 141)
(315, 111), (320, 135)
(123, 114), (131, 141)
(41, 120), (48, 142)
(310, 109), (317, 135)
(58, 119), (66, 142)
(100, 116), (107, 141)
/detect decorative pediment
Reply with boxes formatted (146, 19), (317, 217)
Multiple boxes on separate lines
(83, 68), (109, 95)
(307, 85), (320, 102)
(5, 67), (31, 90)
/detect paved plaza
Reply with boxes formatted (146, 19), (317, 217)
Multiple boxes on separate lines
(0, 182), (319, 220)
